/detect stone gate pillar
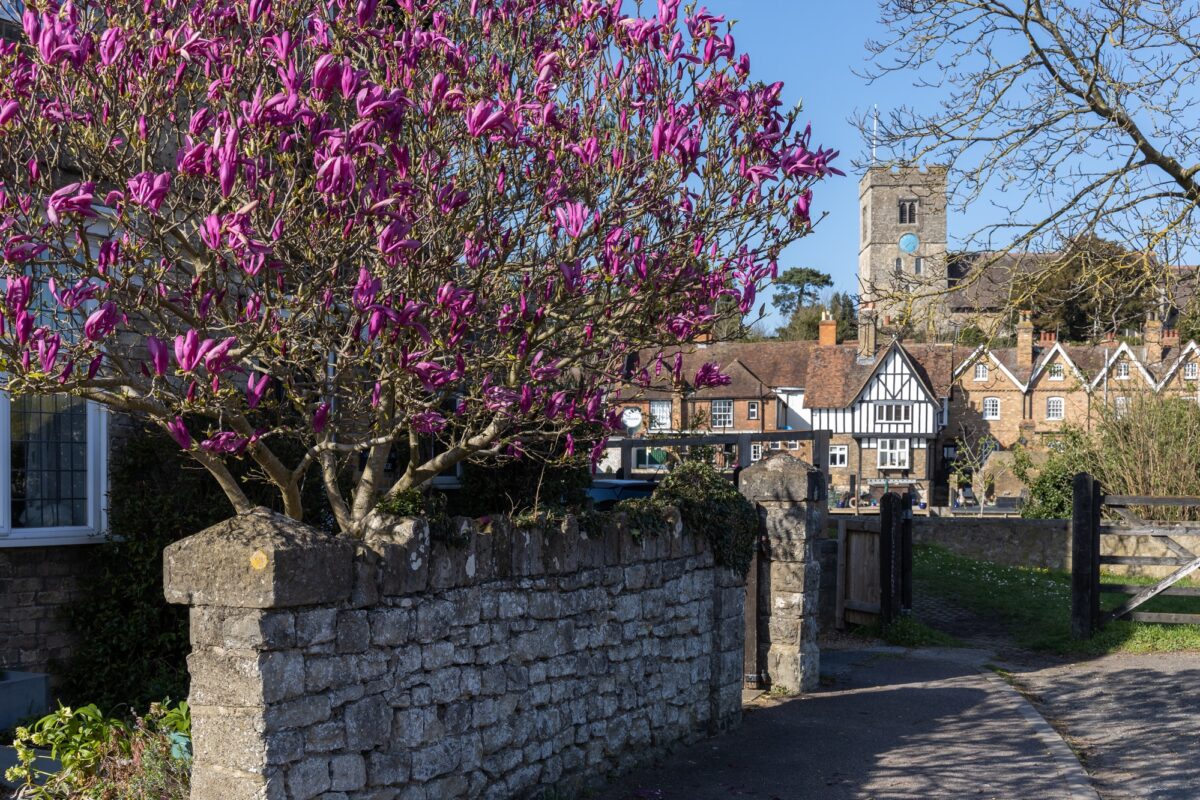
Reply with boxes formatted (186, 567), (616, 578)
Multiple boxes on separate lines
(738, 454), (824, 693)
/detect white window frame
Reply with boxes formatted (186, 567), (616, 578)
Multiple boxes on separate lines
(1048, 363), (1064, 381)
(877, 438), (910, 470)
(829, 445), (848, 468)
(982, 397), (1001, 420)
(876, 402), (912, 423)
(1046, 396), (1065, 421)
(786, 440), (799, 451)
(0, 398), (108, 548)
(1114, 396), (1129, 416)
(710, 399), (733, 428)
(1115, 361), (1130, 380)
(769, 440), (782, 450)
(747, 401), (759, 421)
(750, 443), (763, 462)
(648, 399), (672, 432)
(1185, 362), (1199, 381)
(974, 363), (988, 381)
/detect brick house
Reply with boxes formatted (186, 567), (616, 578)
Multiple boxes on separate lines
(609, 316), (955, 506)
(949, 313), (1200, 457)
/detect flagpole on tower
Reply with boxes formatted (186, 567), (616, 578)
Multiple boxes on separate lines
(872, 104), (879, 164)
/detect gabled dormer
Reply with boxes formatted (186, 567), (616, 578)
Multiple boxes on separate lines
(1088, 341), (1157, 391)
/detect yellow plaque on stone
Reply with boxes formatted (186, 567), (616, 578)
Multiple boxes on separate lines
(249, 550), (269, 571)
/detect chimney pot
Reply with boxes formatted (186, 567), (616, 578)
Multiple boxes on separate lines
(1144, 311), (1165, 363)
(819, 316), (838, 347)
(1017, 311), (1034, 371)
(858, 311), (878, 360)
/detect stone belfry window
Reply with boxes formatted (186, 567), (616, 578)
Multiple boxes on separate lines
(899, 200), (918, 225)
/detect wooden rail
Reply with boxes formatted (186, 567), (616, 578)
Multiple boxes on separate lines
(1072, 474), (1200, 637)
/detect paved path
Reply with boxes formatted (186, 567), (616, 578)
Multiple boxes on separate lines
(598, 645), (1092, 800)
(1006, 654), (1200, 800)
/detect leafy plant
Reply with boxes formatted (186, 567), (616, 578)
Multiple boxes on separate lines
(611, 497), (674, 541)
(655, 460), (760, 573)
(6, 701), (190, 800)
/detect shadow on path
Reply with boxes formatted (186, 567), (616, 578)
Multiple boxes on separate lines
(597, 648), (1078, 800)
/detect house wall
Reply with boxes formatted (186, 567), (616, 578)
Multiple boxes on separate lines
(0, 544), (96, 673)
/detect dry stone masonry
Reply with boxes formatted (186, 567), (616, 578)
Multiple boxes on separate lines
(164, 507), (745, 800)
(738, 455), (824, 693)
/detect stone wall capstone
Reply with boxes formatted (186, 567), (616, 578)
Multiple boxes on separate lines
(164, 507), (745, 800)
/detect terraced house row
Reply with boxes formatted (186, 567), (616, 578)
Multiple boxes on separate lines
(612, 311), (1200, 506)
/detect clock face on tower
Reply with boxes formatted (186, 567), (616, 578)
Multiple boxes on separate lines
(899, 233), (920, 254)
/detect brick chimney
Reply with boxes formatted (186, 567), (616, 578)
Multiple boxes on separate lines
(1038, 330), (1057, 347)
(1017, 310), (1034, 371)
(1144, 311), (1164, 364)
(1164, 328), (1180, 347)
(819, 312), (838, 347)
(858, 310), (878, 361)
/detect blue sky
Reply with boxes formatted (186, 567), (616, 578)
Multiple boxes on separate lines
(730, 1), (912, 330)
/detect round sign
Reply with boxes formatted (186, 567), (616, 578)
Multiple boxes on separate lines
(898, 233), (920, 253)
(620, 407), (644, 431)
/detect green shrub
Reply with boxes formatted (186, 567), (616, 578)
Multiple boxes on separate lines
(655, 460), (760, 573)
(5, 701), (190, 800)
(451, 454), (592, 517)
(611, 497), (673, 540)
(57, 425), (335, 712)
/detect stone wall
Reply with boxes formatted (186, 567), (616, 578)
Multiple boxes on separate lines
(0, 544), (96, 673)
(164, 508), (745, 800)
(836, 515), (1179, 578)
(911, 517), (1073, 571)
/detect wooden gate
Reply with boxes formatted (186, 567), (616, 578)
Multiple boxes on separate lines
(1071, 472), (1200, 637)
(835, 492), (913, 628)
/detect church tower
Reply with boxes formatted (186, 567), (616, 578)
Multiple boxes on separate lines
(857, 165), (949, 333)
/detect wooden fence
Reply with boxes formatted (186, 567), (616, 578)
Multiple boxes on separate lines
(835, 492), (913, 628)
(1071, 472), (1200, 638)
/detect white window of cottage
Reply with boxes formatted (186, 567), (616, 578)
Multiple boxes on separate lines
(0, 395), (108, 547)
(747, 401), (759, 420)
(750, 443), (763, 462)
(1115, 360), (1130, 380)
(1047, 397), (1065, 421)
(829, 445), (849, 467)
(1185, 362), (1199, 381)
(876, 403), (912, 423)
(982, 397), (1001, 420)
(877, 438), (910, 469)
(974, 363), (988, 381)
(710, 400), (733, 428)
(1048, 363), (1064, 380)
(648, 400), (672, 432)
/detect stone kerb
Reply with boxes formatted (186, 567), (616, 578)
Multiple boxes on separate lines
(165, 505), (744, 800)
(738, 454), (823, 694)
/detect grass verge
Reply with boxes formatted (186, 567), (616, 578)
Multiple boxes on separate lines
(914, 544), (1200, 656)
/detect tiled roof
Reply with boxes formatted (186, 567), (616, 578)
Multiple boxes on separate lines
(637, 340), (822, 399)
(801, 345), (882, 408)
(946, 252), (1059, 312)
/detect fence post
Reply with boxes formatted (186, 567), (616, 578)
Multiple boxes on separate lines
(879, 493), (901, 625)
(901, 491), (913, 613)
(1090, 476), (1102, 630)
(743, 546), (761, 688)
(1071, 472), (1097, 638)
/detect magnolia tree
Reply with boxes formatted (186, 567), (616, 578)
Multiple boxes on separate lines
(0, 0), (838, 535)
